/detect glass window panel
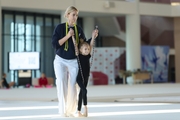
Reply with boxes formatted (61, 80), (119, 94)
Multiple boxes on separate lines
(15, 15), (24, 35)
(3, 35), (12, 77)
(10, 33), (14, 51)
(4, 14), (13, 35)
(36, 17), (43, 36)
(77, 18), (83, 28)
(35, 36), (43, 52)
(26, 16), (34, 36)
(14, 15), (25, 51)
(15, 34), (25, 52)
(4, 35), (12, 52)
(26, 36), (34, 51)
(36, 37), (44, 72)
(44, 37), (54, 77)
(2, 11), (60, 82)
(45, 17), (52, 36)
(54, 18), (60, 27)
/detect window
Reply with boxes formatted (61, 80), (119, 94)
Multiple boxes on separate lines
(2, 11), (61, 83)
(2, 10), (83, 84)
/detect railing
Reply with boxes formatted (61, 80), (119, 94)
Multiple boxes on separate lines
(101, 0), (180, 5)
(102, 0), (180, 4)
(140, 0), (180, 4)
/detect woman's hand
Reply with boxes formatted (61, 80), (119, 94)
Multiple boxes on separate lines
(68, 28), (74, 37)
(74, 45), (79, 56)
(72, 35), (79, 56)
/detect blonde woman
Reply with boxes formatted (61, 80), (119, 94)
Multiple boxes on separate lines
(52, 6), (98, 117)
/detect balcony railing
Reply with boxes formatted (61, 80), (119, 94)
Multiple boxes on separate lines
(140, 0), (180, 4)
(103, 0), (180, 5)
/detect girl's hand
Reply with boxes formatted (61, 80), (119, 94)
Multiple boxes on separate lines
(92, 29), (98, 40)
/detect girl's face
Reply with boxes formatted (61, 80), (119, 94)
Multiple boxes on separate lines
(67, 10), (78, 25)
(80, 44), (90, 56)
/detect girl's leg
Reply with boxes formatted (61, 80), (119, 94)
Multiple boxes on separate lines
(77, 90), (84, 117)
(76, 72), (85, 117)
(76, 72), (84, 111)
(83, 77), (89, 117)
(77, 75), (88, 117)
(83, 105), (88, 117)
(54, 55), (68, 116)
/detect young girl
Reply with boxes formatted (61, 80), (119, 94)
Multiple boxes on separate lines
(72, 32), (98, 117)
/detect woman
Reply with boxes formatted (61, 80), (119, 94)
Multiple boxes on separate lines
(52, 6), (98, 117)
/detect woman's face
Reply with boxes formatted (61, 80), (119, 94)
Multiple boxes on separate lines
(67, 10), (78, 25)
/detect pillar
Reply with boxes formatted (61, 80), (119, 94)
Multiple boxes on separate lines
(0, 1), (2, 78)
(61, 11), (66, 23)
(83, 17), (95, 39)
(174, 17), (180, 83)
(126, 0), (141, 84)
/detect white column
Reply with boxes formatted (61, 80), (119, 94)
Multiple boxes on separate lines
(61, 11), (66, 23)
(83, 17), (95, 40)
(126, 0), (141, 84)
(0, 2), (2, 78)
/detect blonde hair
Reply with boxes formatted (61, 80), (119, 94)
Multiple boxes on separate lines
(64, 6), (79, 18)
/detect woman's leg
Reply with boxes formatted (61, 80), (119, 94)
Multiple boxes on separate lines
(54, 55), (68, 116)
(66, 59), (79, 115)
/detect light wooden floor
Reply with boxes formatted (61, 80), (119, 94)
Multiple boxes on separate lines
(1, 83), (180, 102)
(0, 83), (180, 120)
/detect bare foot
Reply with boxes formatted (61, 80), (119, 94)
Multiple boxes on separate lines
(77, 111), (84, 117)
(83, 106), (88, 117)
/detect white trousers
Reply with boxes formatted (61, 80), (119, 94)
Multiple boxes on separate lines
(54, 55), (78, 115)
